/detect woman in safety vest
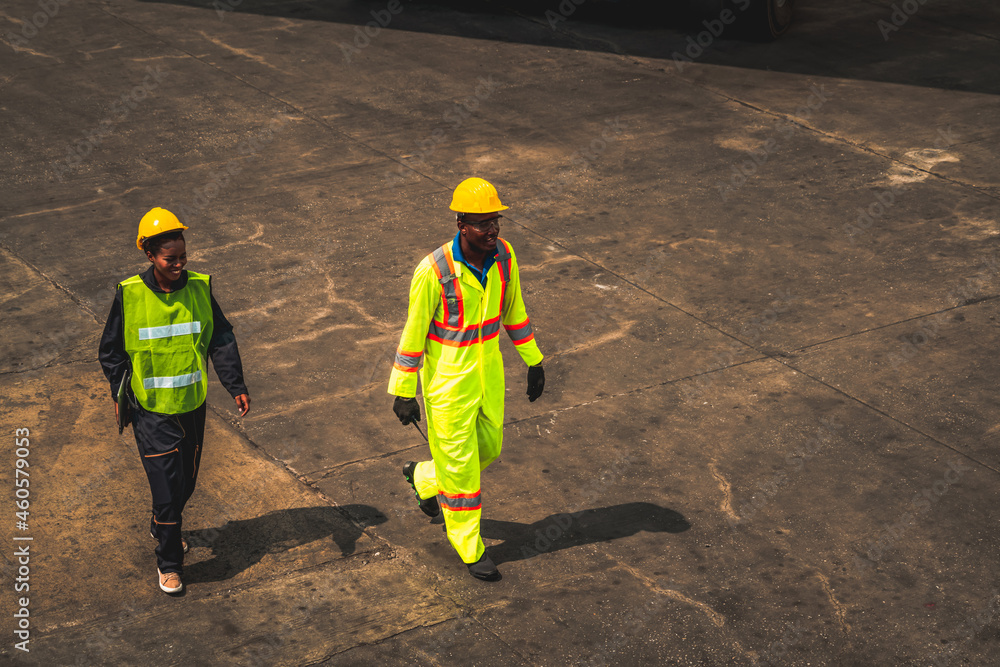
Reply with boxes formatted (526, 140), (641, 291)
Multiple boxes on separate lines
(98, 207), (250, 594)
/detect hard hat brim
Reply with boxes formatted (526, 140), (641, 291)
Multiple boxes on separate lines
(449, 203), (510, 213)
(136, 224), (189, 250)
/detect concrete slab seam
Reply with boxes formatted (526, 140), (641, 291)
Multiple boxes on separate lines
(309, 442), (425, 482)
(502, 355), (771, 429)
(776, 357), (1000, 477)
(97, 5), (455, 193)
(204, 401), (394, 552)
(617, 58), (1000, 202)
(0, 241), (101, 323)
(787, 297), (1000, 355)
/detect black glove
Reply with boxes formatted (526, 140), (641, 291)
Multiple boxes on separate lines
(393, 396), (421, 425)
(526, 365), (545, 402)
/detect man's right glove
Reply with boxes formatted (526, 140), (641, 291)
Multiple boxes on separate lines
(393, 396), (421, 425)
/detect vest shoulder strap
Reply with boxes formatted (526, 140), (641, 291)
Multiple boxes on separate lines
(495, 239), (512, 283)
(119, 274), (144, 289)
(429, 243), (462, 327)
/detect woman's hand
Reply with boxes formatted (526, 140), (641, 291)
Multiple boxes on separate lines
(235, 394), (251, 417)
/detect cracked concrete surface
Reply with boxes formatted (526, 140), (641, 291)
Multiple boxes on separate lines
(2, 0), (1000, 664)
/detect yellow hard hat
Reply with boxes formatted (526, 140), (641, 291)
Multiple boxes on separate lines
(449, 177), (509, 214)
(136, 207), (187, 250)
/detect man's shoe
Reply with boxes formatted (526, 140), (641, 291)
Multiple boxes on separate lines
(157, 568), (183, 594)
(150, 515), (188, 553)
(467, 554), (501, 582)
(402, 461), (440, 518)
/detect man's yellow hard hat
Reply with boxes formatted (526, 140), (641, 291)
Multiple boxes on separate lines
(136, 207), (187, 250)
(449, 178), (509, 214)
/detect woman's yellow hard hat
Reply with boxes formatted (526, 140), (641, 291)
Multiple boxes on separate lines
(136, 207), (188, 250)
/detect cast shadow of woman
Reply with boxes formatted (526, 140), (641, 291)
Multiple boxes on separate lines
(183, 504), (386, 583)
(481, 501), (691, 565)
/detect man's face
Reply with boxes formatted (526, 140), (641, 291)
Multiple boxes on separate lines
(458, 212), (501, 254)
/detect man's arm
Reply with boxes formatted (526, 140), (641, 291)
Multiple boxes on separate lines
(501, 244), (544, 368)
(387, 259), (439, 399)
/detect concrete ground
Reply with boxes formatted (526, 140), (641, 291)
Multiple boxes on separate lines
(2, 0), (999, 664)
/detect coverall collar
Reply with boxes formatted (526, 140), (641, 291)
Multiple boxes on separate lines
(451, 232), (495, 288)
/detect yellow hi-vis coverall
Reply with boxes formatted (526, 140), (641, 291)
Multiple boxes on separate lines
(388, 238), (543, 563)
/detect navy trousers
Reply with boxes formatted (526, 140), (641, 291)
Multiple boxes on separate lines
(132, 401), (206, 574)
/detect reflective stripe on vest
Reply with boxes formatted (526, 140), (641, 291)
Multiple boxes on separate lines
(143, 370), (203, 390)
(121, 272), (213, 414)
(495, 239), (512, 314)
(430, 245), (464, 328)
(426, 239), (513, 348)
(139, 322), (202, 340)
(428, 317), (501, 347)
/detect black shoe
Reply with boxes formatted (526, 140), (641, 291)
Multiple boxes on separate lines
(467, 554), (501, 582)
(402, 461), (440, 518)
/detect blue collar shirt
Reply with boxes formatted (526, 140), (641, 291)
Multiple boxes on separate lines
(451, 232), (495, 287)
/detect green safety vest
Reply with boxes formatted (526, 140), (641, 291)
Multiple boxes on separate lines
(120, 271), (214, 414)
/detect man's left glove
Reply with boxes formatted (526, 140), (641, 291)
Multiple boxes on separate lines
(393, 396), (421, 425)
(526, 364), (545, 402)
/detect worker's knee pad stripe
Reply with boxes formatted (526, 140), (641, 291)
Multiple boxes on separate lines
(439, 490), (482, 510)
(441, 500), (482, 511)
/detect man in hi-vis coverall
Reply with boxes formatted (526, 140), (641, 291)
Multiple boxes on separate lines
(388, 178), (545, 582)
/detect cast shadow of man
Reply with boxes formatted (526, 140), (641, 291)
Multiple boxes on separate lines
(481, 502), (690, 565)
(183, 504), (386, 583)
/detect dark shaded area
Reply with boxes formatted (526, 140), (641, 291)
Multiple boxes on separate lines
(134, 0), (1000, 95)
(184, 504), (386, 582)
(482, 502), (690, 565)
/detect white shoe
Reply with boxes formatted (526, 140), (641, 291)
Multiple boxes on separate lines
(157, 568), (183, 594)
